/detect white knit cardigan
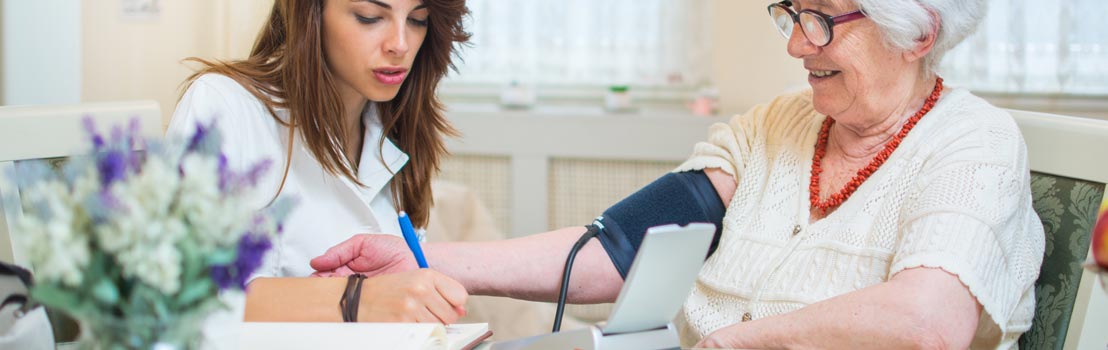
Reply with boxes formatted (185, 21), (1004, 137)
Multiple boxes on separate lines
(674, 87), (1044, 349)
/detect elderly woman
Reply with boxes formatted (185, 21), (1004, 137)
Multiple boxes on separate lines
(310, 0), (1043, 348)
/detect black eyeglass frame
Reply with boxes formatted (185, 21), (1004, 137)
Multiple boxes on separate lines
(767, 0), (867, 47)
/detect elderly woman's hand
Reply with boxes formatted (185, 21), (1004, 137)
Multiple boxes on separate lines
(310, 233), (418, 277)
(695, 324), (746, 348)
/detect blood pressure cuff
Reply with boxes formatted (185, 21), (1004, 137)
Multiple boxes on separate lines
(592, 170), (726, 279)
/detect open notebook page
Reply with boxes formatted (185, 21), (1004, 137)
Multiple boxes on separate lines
(444, 323), (492, 350)
(239, 322), (489, 350)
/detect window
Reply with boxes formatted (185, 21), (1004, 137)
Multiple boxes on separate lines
(446, 0), (714, 93)
(941, 0), (1108, 96)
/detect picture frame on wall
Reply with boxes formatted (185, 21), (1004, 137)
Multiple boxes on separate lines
(121, 0), (160, 21)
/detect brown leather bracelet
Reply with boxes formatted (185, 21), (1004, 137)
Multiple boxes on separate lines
(350, 274), (366, 322)
(339, 275), (354, 322)
(339, 274), (367, 322)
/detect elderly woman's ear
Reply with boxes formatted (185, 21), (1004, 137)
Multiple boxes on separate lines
(905, 11), (940, 63)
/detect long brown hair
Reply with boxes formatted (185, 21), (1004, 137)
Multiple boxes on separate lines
(182, 0), (470, 227)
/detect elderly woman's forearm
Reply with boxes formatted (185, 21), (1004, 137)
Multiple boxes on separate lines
(425, 226), (624, 303)
(706, 268), (980, 349)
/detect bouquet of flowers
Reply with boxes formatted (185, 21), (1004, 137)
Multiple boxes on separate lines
(10, 119), (292, 349)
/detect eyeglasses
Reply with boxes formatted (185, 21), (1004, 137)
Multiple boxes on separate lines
(767, 0), (867, 47)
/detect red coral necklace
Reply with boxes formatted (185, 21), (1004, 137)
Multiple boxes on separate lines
(809, 77), (944, 213)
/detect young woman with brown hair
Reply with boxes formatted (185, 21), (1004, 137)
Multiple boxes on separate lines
(167, 0), (470, 323)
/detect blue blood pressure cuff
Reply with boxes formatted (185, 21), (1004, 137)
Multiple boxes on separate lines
(591, 170), (725, 279)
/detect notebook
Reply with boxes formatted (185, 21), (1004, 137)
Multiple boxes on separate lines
(239, 322), (491, 350)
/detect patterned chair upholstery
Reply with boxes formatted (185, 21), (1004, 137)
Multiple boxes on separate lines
(1019, 172), (1104, 349)
(1009, 108), (1108, 349)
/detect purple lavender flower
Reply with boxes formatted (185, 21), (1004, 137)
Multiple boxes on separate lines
(210, 265), (234, 290)
(185, 122), (224, 157)
(127, 118), (141, 150)
(82, 117), (145, 186)
(212, 228), (273, 291)
(82, 117), (105, 150)
(109, 125), (124, 147)
(98, 150), (128, 186)
(242, 159), (273, 189)
(234, 233), (271, 284)
(187, 123), (209, 153)
(217, 154), (231, 191)
(214, 153), (273, 193)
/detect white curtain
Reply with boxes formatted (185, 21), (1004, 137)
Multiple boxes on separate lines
(447, 0), (714, 88)
(940, 0), (1108, 95)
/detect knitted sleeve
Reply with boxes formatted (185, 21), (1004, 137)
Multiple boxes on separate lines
(675, 91), (814, 181)
(890, 106), (1044, 339)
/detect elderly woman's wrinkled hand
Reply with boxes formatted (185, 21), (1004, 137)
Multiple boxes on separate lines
(309, 234), (418, 277)
(695, 323), (752, 349)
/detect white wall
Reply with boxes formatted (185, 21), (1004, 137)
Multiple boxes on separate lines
(711, 0), (807, 118)
(1, 0), (82, 106)
(79, 0), (271, 127)
(223, 1), (273, 58)
(81, 0), (220, 126)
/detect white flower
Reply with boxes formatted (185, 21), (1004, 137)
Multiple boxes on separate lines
(94, 156), (187, 255)
(69, 166), (100, 204)
(176, 155), (220, 216)
(119, 240), (182, 294)
(176, 154), (251, 249)
(94, 182), (145, 254)
(157, 216), (188, 247)
(130, 156), (180, 219)
(179, 154), (220, 197)
(97, 165), (190, 292)
(18, 181), (91, 287)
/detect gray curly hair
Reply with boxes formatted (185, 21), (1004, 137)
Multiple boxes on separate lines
(855, 0), (987, 74)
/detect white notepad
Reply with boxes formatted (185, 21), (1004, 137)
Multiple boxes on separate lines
(239, 322), (491, 350)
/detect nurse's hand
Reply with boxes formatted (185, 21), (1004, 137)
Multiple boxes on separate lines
(310, 234), (416, 277)
(359, 269), (468, 324)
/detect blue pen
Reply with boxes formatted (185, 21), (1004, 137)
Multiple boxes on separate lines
(398, 211), (429, 268)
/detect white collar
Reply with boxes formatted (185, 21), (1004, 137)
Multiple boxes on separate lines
(356, 103), (409, 198)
